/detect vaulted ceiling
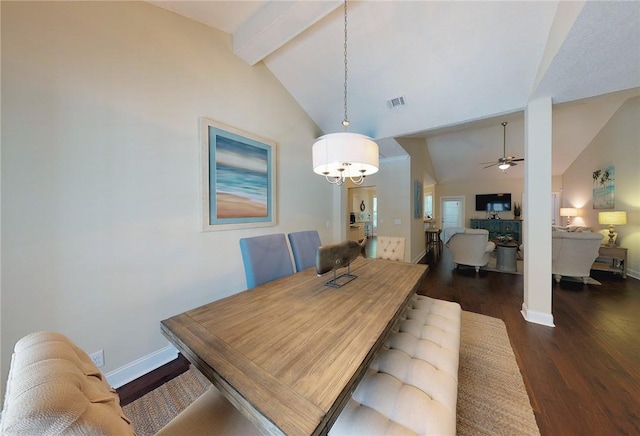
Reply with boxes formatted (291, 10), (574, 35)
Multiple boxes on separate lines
(149, 1), (640, 183)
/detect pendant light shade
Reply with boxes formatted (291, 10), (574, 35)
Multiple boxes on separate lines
(312, 0), (379, 185)
(312, 132), (379, 182)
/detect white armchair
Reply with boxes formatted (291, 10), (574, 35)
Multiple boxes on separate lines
(446, 229), (495, 273)
(552, 231), (603, 283)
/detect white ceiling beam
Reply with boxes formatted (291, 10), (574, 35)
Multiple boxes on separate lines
(233, 0), (342, 66)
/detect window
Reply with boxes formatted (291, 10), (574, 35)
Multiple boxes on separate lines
(424, 194), (433, 219)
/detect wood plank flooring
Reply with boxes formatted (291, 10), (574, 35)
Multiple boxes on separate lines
(418, 246), (640, 435)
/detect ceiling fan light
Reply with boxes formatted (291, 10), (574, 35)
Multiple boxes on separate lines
(498, 163), (510, 170)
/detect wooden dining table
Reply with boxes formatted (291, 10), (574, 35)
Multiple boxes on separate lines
(161, 257), (428, 435)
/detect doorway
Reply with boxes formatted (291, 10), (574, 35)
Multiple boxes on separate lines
(347, 186), (377, 239)
(440, 196), (465, 229)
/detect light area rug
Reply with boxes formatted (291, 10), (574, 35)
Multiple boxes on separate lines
(482, 253), (601, 285)
(558, 275), (602, 285)
(457, 311), (540, 435)
(123, 311), (540, 435)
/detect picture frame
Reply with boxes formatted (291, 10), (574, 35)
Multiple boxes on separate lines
(201, 118), (277, 231)
(414, 179), (423, 219)
(592, 165), (614, 210)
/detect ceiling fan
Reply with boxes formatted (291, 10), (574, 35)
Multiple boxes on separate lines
(481, 122), (524, 171)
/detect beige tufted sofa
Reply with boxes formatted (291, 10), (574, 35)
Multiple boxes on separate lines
(331, 295), (462, 435)
(0, 331), (260, 436)
(552, 231), (603, 284)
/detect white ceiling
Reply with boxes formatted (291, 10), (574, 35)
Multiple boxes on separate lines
(149, 0), (640, 183)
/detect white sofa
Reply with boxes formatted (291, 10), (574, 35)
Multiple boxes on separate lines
(445, 228), (496, 272)
(552, 231), (603, 284)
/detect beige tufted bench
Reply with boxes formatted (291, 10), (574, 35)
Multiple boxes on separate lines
(331, 295), (462, 435)
(0, 331), (260, 436)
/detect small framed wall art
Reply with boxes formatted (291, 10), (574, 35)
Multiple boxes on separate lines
(201, 118), (277, 231)
(414, 179), (423, 219)
(592, 165), (614, 210)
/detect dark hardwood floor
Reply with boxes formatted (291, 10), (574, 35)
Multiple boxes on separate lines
(419, 245), (640, 435)
(119, 241), (640, 434)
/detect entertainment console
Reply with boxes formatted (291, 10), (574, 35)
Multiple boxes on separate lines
(470, 218), (522, 244)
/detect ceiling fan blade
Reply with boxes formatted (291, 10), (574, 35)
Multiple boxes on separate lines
(480, 161), (497, 165)
(509, 162), (518, 167)
(512, 158), (525, 162)
(483, 162), (499, 168)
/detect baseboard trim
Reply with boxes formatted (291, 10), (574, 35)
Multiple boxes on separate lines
(521, 303), (555, 327)
(412, 249), (427, 264)
(106, 344), (179, 389)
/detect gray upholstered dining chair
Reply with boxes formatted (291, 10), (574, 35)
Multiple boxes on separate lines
(239, 233), (294, 289)
(288, 230), (322, 272)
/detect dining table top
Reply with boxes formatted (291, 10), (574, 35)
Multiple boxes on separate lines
(161, 257), (428, 435)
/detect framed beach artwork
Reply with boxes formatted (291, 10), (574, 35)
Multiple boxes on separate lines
(413, 179), (423, 219)
(592, 165), (614, 210)
(201, 118), (276, 231)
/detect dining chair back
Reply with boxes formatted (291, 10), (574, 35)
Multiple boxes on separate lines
(288, 230), (322, 272)
(376, 236), (406, 262)
(239, 234), (294, 289)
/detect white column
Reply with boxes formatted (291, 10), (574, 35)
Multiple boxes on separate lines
(522, 97), (555, 327)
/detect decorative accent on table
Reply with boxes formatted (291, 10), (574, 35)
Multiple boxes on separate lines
(598, 211), (627, 246)
(560, 207), (577, 225)
(513, 202), (521, 218)
(200, 118), (276, 231)
(592, 165), (614, 209)
(316, 237), (368, 287)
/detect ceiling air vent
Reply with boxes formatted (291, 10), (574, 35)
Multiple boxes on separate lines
(386, 96), (406, 110)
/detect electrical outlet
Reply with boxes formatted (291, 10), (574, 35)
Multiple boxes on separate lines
(90, 350), (104, 368)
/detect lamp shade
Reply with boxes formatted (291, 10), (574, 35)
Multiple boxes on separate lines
(312, 132), (379, 178)
(560, 208), (577, 217)
(598, 211), (627, 225)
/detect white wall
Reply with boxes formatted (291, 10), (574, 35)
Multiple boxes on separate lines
(1, 1), (335, 392)
(352, 157), (411, 260)
(561, 97), (640, 278)
(399, 138), (431, 262)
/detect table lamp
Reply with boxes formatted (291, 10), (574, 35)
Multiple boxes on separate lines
(598, 211), (627, 246)
(560, 207), (577, 225)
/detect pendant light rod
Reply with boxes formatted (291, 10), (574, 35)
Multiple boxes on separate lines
(342, 0), (349, 128)
(498, 122), (510, 171)
(502, 121), (507, 156)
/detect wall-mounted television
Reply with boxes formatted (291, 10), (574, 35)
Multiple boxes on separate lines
(475, 193), (511, 212)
